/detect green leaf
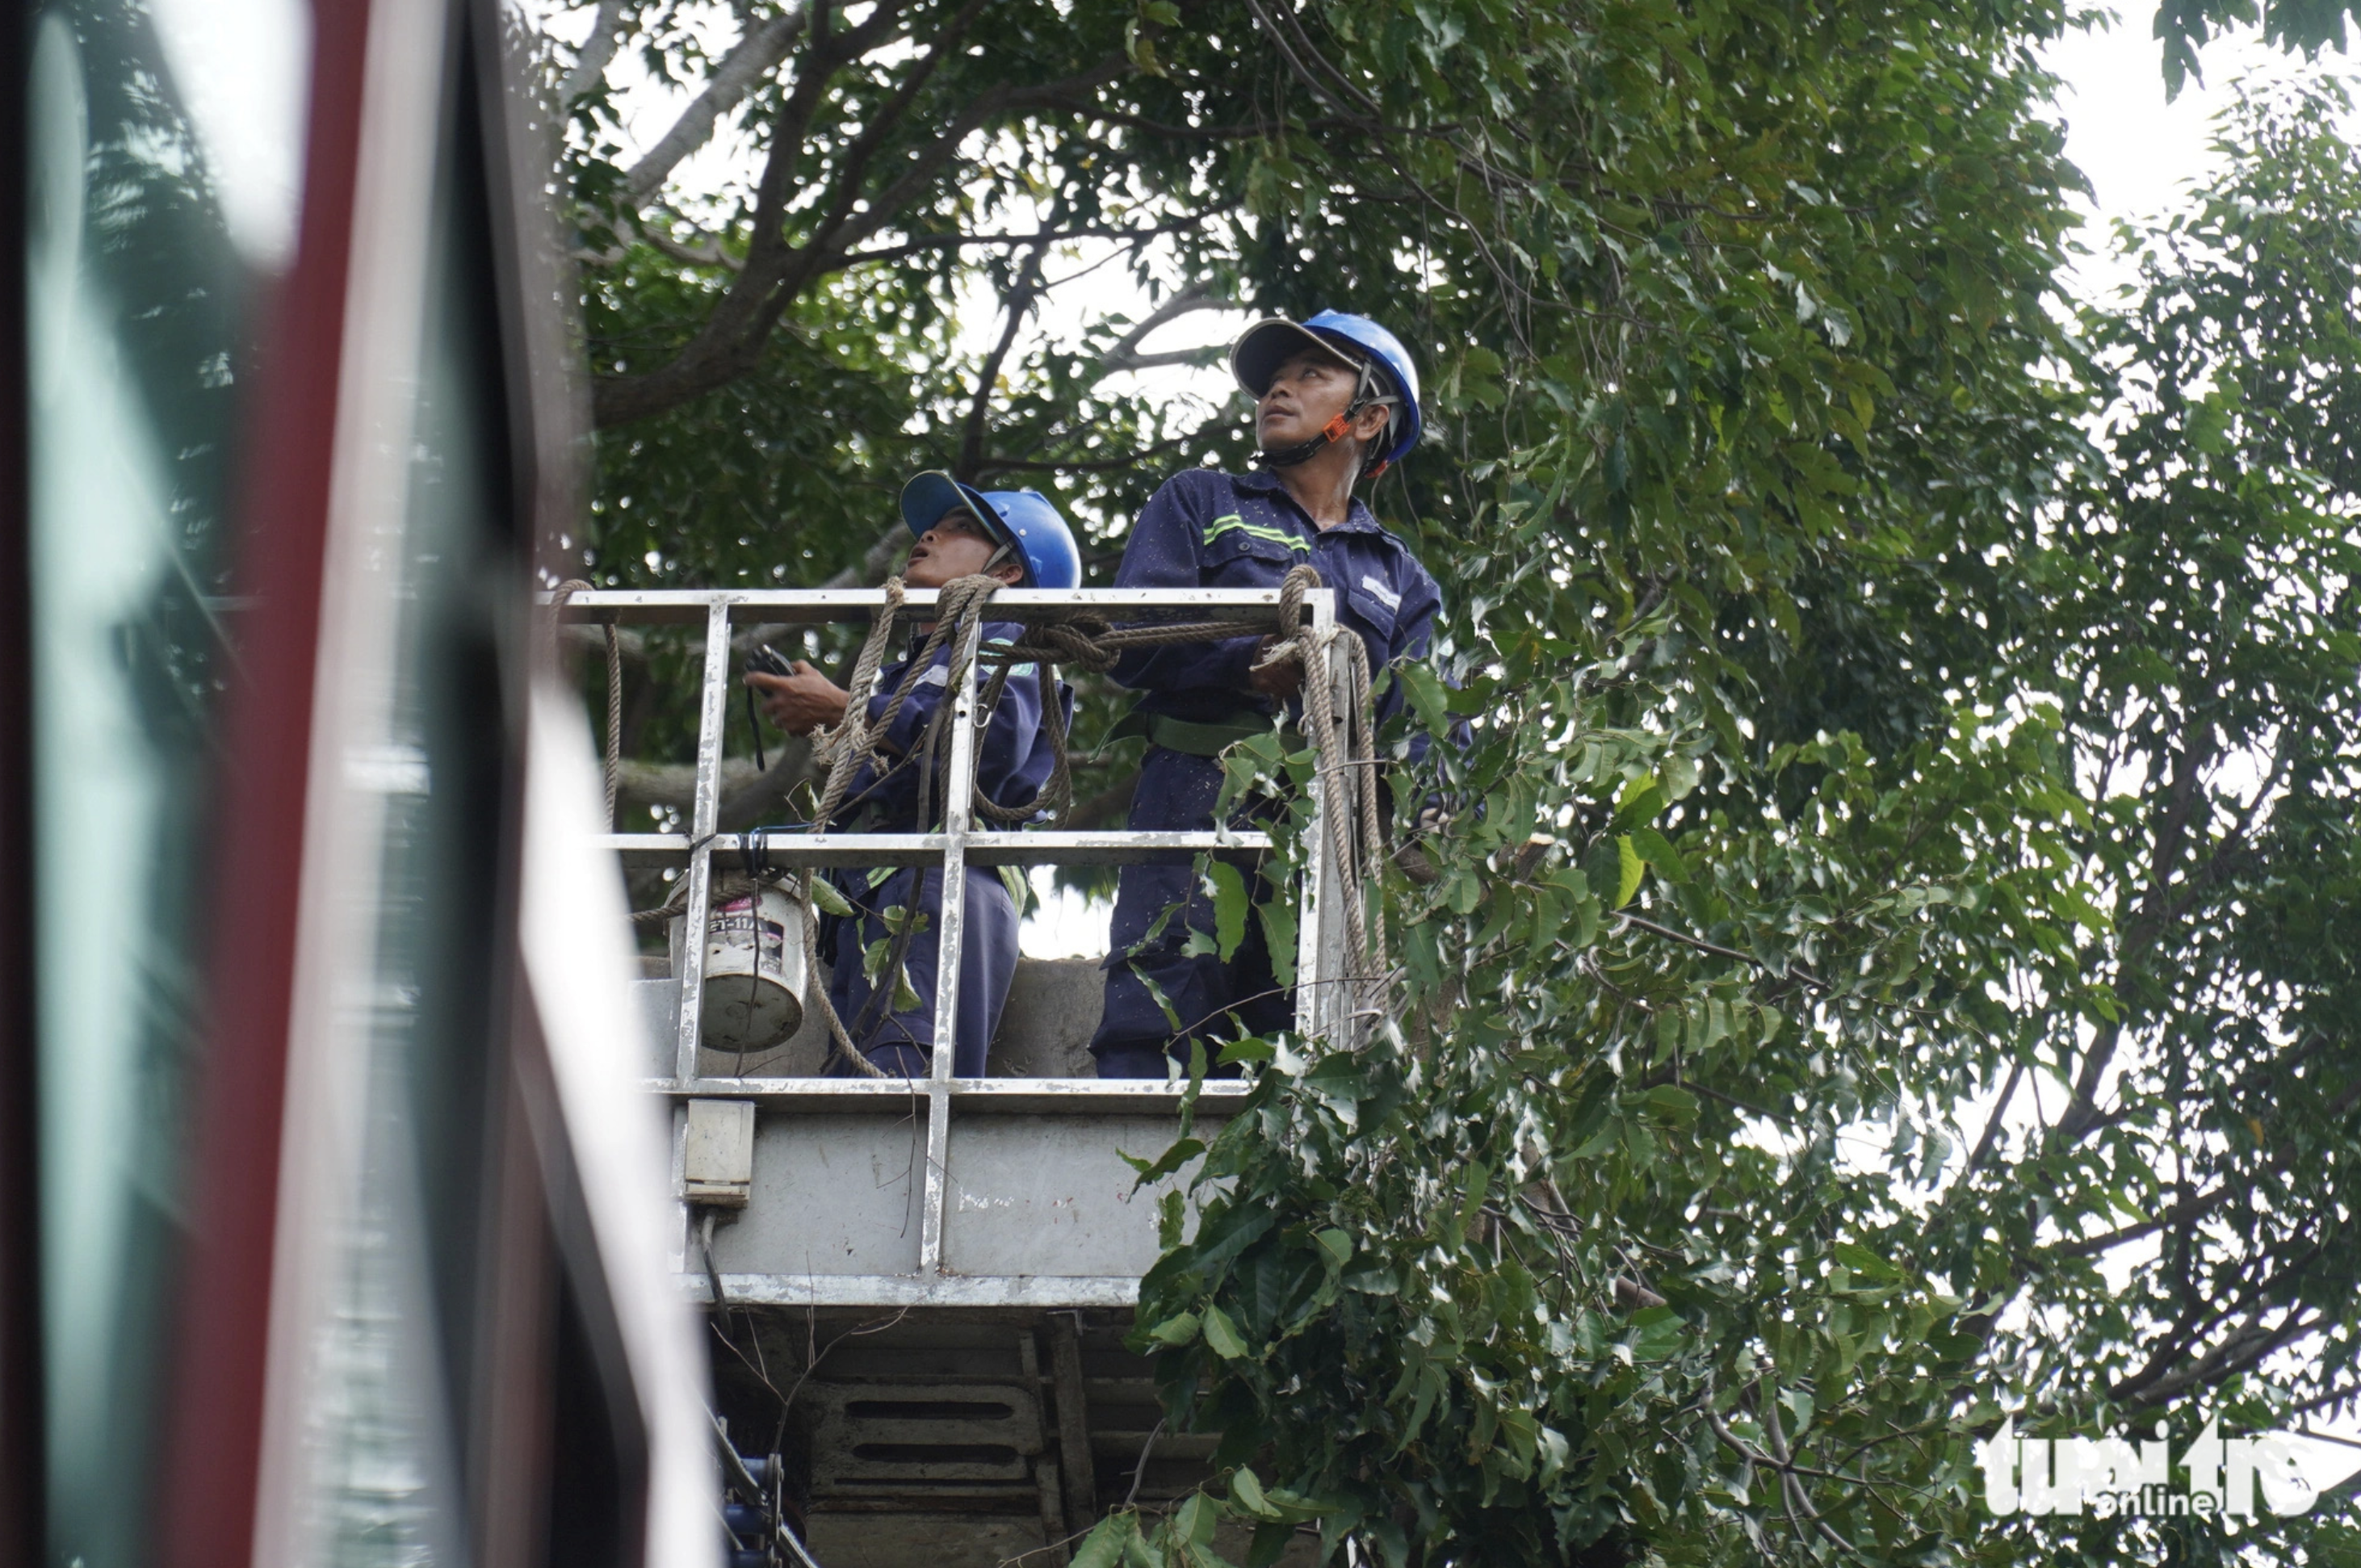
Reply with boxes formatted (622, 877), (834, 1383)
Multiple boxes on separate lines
(1142, 1308), (1200, 1344)
(1247, 1521), (1294, 1568)
(1628, 825), (1689, 884)
(1231, 1466), (1283, 1521)
(1257, 895), (1298, 987)
(1071, 1513), (1139, 1568)
(1614, 835), (1646, 908)
(1398, 660), (1452, 731)
(1209, 860), (1250, 962)
(997, 862), (1031, 916)
(1444, 868), (1483, 916)
(1315, 1228), (1353, 1267)
(1122, 18), (1166, 75)
(1136, 969), (1183, 1032)
(1627, 1306), (1686, 1361)
(1218, 1036), (1277, 1066)
(1175, 1492), (1218, 1547)
(1613, 775), (1668, 828)
(807, 876), (855, 918)
(1454, 1160), (1492, 1243)
(1833, 1241), (1902, 1281)
(1202, 1303), (1250, 1360)
(1121, 1136), (1205, 1187)
(1642, 1084), (1699, 1127)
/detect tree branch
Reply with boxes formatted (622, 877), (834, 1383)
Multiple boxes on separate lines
(1961, 1059), (2024, 1182)
(728, 521), (909, 659)
(972, 434), (1195, 476)
(595, 6), (1154, 426)
(1097, 285), (1217, 369)
(1239, 0), (1383, 132)
(588, 3), (882, 426)
(834, 56), (1134, 270)
(560, 0), (631, 106)
(837, 218), (1211, 269)
(757, 0), (993, 281)
(2113, 1308), (2322, 1411)
(1615, 910), (1831, 992)
(639, 212), (744, 271)
(623, 6), (811, 203)
(958, 241), (1051, 483)
(732, 0), (913, 296)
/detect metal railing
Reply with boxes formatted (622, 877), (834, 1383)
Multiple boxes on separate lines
(557, 586), (1357, 1303)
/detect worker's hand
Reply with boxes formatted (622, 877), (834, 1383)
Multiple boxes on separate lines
(745, 660), (851, 736)
(1247, 636), (1302, 699)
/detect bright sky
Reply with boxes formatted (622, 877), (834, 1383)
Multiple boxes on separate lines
(2042, 4), (2360, 301)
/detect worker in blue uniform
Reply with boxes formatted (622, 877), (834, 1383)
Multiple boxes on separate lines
(1091, 311), (1442, 1079)
(748, 472), (1080, 1079)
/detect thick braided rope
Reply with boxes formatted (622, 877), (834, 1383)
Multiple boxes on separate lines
(807, 576), (910, 824)
(795, 573), (1028, 1074)
(971, 657), (1071, 824)
(992, 614), (1276, 674)
(1272, 565), (1390, 1017)
(791, 578), (933, 1079)
(551, 579), (622, 828)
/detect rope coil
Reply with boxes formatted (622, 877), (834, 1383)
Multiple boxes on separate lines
(1257, 567), (1389, 1012)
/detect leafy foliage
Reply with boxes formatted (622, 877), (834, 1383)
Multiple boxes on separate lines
(2154, 0), (2361, 96)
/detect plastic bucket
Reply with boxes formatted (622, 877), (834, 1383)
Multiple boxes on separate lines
(673, 885), (806, 1052)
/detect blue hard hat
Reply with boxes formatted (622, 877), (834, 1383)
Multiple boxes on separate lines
(897, 472), (1082, 589)
(1230, 309), (1424, 470)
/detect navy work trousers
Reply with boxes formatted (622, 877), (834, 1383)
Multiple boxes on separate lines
(1091, 746), (1289, 1078)
(823, 865), (1017, 1079)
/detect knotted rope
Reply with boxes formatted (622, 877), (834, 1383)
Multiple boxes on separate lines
(1255, 566), (1389, 1013)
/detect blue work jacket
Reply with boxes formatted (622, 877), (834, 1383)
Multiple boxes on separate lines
(829, 620), (1070, 832)
(1110, 467), (1442, 732)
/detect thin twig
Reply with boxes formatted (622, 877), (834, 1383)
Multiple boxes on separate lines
(1615, 911), (1831, 993)
(1124, 1417), (1168, 1507)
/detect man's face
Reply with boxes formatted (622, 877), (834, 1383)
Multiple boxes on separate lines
(904, 509), (1016, 589)
(1256, 347), (1390, 453)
